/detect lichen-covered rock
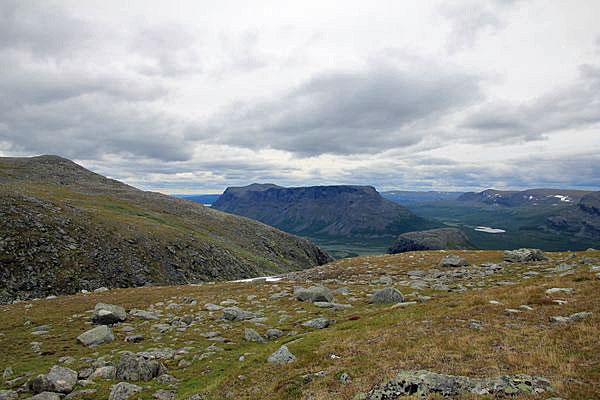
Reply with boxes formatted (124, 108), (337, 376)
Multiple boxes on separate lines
(243, 328), (265, 342)
(439, 255), (468, 267)
(364, 369), (552, 399)
(92, 303), (127, 325)
(115, 355), (165, 382)
(550, 311), (592, 323)
(222, 307), (258, 321)
(369, 287), (404, 305)
(77, 325), (114, 346)
(28, 393), (61, 400)
(301, 318), (332, 329)
(294, 286), (333, 303)
(29, 366), (78, 394)
(108, 383), (142, 400)
(0, 390), (17, 400)
(504, 248), (548, 263)
(267, 345), (296, 364)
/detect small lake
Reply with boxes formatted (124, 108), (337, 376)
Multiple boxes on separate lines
(474, 226), (506, 234)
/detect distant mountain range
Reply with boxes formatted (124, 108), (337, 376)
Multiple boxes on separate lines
(173, 194), (220, 205)
(457, 188), (592, 207)
(381, 190), (464, 204)
(0, 156), (331, 303)
(212, 183), (441, 239)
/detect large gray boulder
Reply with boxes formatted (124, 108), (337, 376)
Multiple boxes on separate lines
(77, 325), (114, 346)
(364, 369), (552, 399)
(439, 255), (468, 267)
(29, 366), (78, 394)
(550, 311), (592, 323)
(369, 287), (404, 305)
(222, 307), (258, 321)
(92, 303), (127, 325)
(108, 383), (142, 400)
(294, 286), (333, 303)
(267, 345), (296, 364)
(115, 355), (165, 382)
(504, 248), (548, 263)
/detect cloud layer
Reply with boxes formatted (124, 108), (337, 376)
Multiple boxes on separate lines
(1, 0), (599, 192)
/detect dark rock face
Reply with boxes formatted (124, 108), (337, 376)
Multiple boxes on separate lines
(387, 228), (474, 254)
(212, 184), (440, 239)
(0, 156), (332, 303)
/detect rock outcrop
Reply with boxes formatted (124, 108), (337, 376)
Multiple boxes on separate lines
(387, 228), (475, 254)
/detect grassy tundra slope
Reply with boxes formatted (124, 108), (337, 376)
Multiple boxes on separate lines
(0, 249), (598, 399)
(0, 156), (332, 303)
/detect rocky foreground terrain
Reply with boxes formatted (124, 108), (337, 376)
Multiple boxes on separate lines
(0, 156), (331, 303)
(1, 249), (598, 399)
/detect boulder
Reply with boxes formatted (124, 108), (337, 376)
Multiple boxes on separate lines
(115, 355), (165, 382)
(0, 390), (17, 400)
(267, 345), (296, 364)
(364, 369), (552, 399)
(29, 366), (77, 394)
(92, 303), (127, 325)
(108, 383), (142, 400)
(89, 366), (116, 381)
(77, 325), (114, 346)
(294, 286), (333, 303)
(504, 248), (548, 263)
(369, 287), (404, 305)
(28, 393), (61, 400)
(222, 307), (258, 321)
(64, 389), (98, 399)
(243, 328), (265, 343)
(550, 312), (592, 323)
(265, 329), (284, 340)
(302, 318), (332, 329)
(153, 390), (176, 400)
(439, 255), (468, 267)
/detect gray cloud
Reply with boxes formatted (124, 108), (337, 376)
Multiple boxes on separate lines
(462, 63), (600, 142)
(194, 64), (482, 156)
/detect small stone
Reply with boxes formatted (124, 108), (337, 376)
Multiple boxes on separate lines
(2, 367), (13, 380)
(94, 287), (109, 293)
(154, 390), (176, 400)
(340, 372), (352, 384)
(203, 304), (223, 312)
(369, 287), (404, 305)
(64, 389), (98, 399)
(267, 345), (296, 364)
(0, 390), (17, 400)
(519, 305), (534, 311)
(108, 382), (142, 400)
(294, 286), (334, 303)
(125, 335), (144, 343)
(89, 366), (116, 381)
(545, 288), (575, 295)
(222, 307), (258, 321)
(505, 309), (522, 315)
(302, 317), (332, 329)
(243, 328), (265, 343)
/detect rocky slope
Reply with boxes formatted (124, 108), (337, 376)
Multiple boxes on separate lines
(387, 228), (475, 254)
(543, 191), (600, 239)
(0, 156), (332, 303)
(212, 184), (440, 239)
(0, 249), (598, 399)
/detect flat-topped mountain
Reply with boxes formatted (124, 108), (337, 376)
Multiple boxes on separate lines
(458, 188), (592, 207)
(0, 156), (332, 303)
(387, 228), (475, 254)
(212, 183), (441, 239)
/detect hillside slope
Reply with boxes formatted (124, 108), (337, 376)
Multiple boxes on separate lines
(0, 156), (332, 303)
(212, 184), (440, 239)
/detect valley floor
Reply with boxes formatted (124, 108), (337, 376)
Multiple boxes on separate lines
(1, 250), (599, 399)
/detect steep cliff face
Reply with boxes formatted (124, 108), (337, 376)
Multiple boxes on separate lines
(387, 228), (475, 254)
(212, 184), (441, 239)
(0, 156), (332, 303)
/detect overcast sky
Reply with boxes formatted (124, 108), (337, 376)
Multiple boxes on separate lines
(1, 0), (599, 193)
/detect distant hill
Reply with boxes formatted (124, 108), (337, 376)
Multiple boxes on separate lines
(212, 184), (441, 239)
(173, 194), (221, 205)
(457, 188), (592, 207)
(387, 228), (475, 254)
(543, 191), (600, 239)
(382, 190), (464, 205)
(0, 156), (332, 303)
